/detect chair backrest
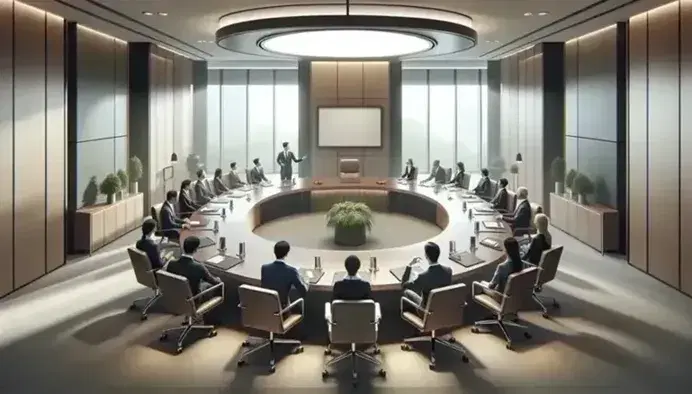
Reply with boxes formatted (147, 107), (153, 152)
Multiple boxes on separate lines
(461, 173), (471, 189)
(422, 283), (468, 331)
(536, 246), (563, 286)
(488, 179), (498, 197)
(501, 266), (539, 314)
(339, 158), (361, 181)
(445, 168), (452, 183)
(506, 190), (517, 212)
(189, 182), (198, 201)
(238, 284), (286, 334)
(150, 205), (162, 230)
(329, 300), (378, 345)
(128, 247), (158, 290)
(245, 168), (252, 184)
(155, 270), (196, 316)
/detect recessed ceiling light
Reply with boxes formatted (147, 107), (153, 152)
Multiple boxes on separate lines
(524, 12), (533, 16)
(538, 11), (549, 16)
(157, 12), (168, 16)
(142, 11), (154, 16)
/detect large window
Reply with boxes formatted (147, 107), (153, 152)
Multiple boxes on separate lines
(402, 68), (488, 173)
(207, 69), (299, 173)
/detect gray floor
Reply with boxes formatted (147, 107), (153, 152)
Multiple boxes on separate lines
(1, 226), (692, 394)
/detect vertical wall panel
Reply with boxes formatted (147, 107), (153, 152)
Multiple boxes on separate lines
(13, 3), (46, 287)
(517, 50), (527, 189)
(336, 62), (363, 100)
(647, 2), (680, 287)
(45, 13), (64, 272)
(565, 40), (579, 138)
(680, 0), (692, 295)
(0, 0), (13, 296)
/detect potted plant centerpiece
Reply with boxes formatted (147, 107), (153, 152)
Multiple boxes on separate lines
(572, 172), (594, 205)
(117, 169), (128, 199)
(565, 169), (578, 199)
(550, 157), (566, 195)
(326, 201), (373, 247)
(129, 156), (143, 194)
(100, 173), (121, 204)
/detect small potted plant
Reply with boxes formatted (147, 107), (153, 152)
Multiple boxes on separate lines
(128, 156), (143, 194)
(117, 169), (128, 199)
(509, 163), (519, 189)
(489, 157), (506, 180)
(565, 169), (578, 199)
(186, 154), (200, 179)
(326, 201), (373, 247)
(100, 173), (121, 204)
(572, 173), (594, 205)
(82, 176), (99, 207)
(550, 157), (566, 195)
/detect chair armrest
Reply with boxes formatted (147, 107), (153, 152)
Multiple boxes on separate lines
(189, 282), (224, 301)
(277, 297), (304, 316)
(472, 281), (505, 299)
(400, 296), (429, 315)
(324, 302), (332, 324)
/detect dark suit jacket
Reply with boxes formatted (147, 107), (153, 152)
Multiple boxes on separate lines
(332, 277), (371, 301)
(194, 179), (213, 204)
(401, 166), (418, 181)
(449, 171), (465, 187)
(228, 171), (246, 188)
(178, 191), (199, 216)
(505, 199), (532, 230)
(166, 256), (219, 295)
(424, 167), (447, 184)
(250, 167), (269, 184)
(136, 237), (165, 270)
(490, 187), (509, 211)
(213, 177), (229, 195)
(160, 202), (184, 231)
(474, 177), (491, 196)
(522, 233), (551, 265)
(260, 260), (308, 306)
(402, 263), (452, 306)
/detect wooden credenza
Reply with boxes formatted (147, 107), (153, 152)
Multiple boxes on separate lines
(73, 193), (144, 254)
(549, 193), (619, 254)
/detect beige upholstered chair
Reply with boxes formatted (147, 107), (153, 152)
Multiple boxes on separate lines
(339, 158), (361, 182)
(322, 300), (385, 385)
(531, 246), (564, 317)
(400, 283), (470, 369)
(236, 284), (304, 373)
(471, 266), (539, 350)
(127, 248), (162, 320)
(155, 270), (224, 354)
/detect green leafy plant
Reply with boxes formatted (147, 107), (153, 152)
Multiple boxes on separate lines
(99, 173), (121, 196)
(82, 176), (99, 206)
(572, 173), (594, 196)
(186, 154), (200, 175)
(565, 169), (578, 189)
(550, 157), (566, 183)
(128, 156), (143, 182)
(509, 163), (520, 174)
(117, 169), (128, 189)
(489, 157), (506, 179)
(326, 201), (373, 230)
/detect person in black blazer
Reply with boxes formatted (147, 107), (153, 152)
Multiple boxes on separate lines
(522, 213), (552, 265)
(178, 180), (200, 218)
(277, 142), (306, 181)
(260, 241), (308, 307)
(332, 255), (372, 301)
(212, 168), (230, 195)
(402, 242), (452, 309)
(194, 169), (213, 205)
(490, 178), (510, 211)
(400, 158), (418, 181)
(249, 158), (270, 185)
(473, 168), (491, 196)
(160, 190), (189, 241)
(448, 162), (465, 188)
(136, 219), (169, 270)
(166, 236), (221, 300)
(421, 160), (447, 184)
(502, 187), (532, 234)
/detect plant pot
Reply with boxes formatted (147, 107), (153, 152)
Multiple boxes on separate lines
(554, 182), (564, 195)
(334, 224), (367, 247)
(106, 194), (115, 204)
(578, 194), (587, 205)
(130, 182), (138, 194)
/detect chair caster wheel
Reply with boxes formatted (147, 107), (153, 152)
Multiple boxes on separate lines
(461, 355), (469, 363)
(237, 360), (246, 367)
(129, 304), (137, 311)
(208, 330), (217, 338)
(159, 333), (168, 341)
(378, 369), (386, 378)
(372, 347), (381, 355)
(512, 318), (519, 323)
(242, 341), (250, 347)
(268, 365), (276, 374)
(293, 346), (304, 354)
(175, 347), (183, 354)
(448, 336), (456, 343)
(542, 312), (550, 319)
(181, 320), (189, 326)
(401, 344), (412, 351)
(506, 343), (514, 350)
(554, 302), (560, 309)
(140, 314), (148, 321)
(322, 370), (329, 379)
(324, 348), (331, 355)
(524, 332), (532, 339)
(471, 327), (480, 334)
(428, 363), (436, 370)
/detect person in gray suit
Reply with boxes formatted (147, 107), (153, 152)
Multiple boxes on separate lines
(249, 158), (270, 185)
(276, 142), (306, 182)
(401, 242), (452, 309)
(227, 162), (246, 188)
(502, 186), (532, 235)
(421, 160), (447, 185)
(194, 169), (213, 205)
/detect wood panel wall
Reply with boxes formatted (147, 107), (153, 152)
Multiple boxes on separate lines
(0, 0), (66, 297)
(309, 61), (392, 177)
(628, 0), (692, 296)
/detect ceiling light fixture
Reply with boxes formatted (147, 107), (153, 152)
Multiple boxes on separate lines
(216, 1), (477, 59)
(538, 11), (549, 16)
(524, 12), (533, 16)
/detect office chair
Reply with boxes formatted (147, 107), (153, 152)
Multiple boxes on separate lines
(400, 283), (470, 370)
(495, 190), (517, 214)
(323, 300), (385, 385)
(461, 173), (471, 190)
(236, 284), (304, 373)
(513, 203), (542, 237)
(150, 205), (180, 245)
(444, 168), (452, 183)
(155, 270), (224, 354)
(471, 267), (539, 350)
(339, 158), (361, 183)
(531, 246), (564, 317)
(127, 248), (162, 320)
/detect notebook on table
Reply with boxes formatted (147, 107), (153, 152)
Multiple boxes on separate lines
(332, 271), (372, 284)
(449, 251), (485, 267)
(197, 236), (216, 249)
(474, 207), (497, 214)
(210, 198), (230, 204)
(199, 207), (221, 215)
(482, 221), (506, 230)
(188, 219), (208, 227)
(236, 186), (253, 192)
(298, 268), (325, 284)
(204, 254), (243, 270)
(479, 237), (504, 251)
(389, 264), (425, 282)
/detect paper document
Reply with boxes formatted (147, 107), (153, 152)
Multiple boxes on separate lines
(189, 221), (201, 226)
(207, 255), (225, 264)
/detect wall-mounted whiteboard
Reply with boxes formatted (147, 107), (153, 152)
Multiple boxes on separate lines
(317, 107), (382, 148)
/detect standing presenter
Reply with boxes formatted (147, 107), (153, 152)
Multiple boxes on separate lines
(276, 142), (307, 182)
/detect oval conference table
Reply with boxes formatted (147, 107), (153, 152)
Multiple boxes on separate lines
(181, 177), (512, 293)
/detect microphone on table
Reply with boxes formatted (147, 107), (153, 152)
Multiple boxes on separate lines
(238, 242), (246, 260)
(314, 256), (322, 271)
(213, 220), (219, 234)
(219, 237), (226, 253)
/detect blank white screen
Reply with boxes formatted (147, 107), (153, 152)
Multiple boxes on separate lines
(318, 107), (382, 147)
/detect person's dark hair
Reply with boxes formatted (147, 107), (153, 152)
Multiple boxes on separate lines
(230, 162), (237, 169)
(407, 158), (413, 165)
(183, 236), (201, 254)
(166, 190), (178, 201)
(424, 242), (441, 262)
(180, 179), (191, 191)
(142, 218), (156, 237)
(344, 255), (361, 276)
(274, 240), (290, 259)
(196, 169), (205, 179)
(282, 142), (289, 148)
(481, 168), (489, 177)
(503, 237), (523, 271)
(253, 158), (260, 166)
(457, 162), (465, 172)
(499, 178), (509, 187)
(214, 168), (223, 178)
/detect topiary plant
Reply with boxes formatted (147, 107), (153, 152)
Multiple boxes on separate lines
(550, 157), (566, 183)
(100, 173), (121, 204)
(565, 169), (578, 189)
(326, 201), (373, 247)
(573, 173), (594, 196)
(117, 169), (128, 191)
(129, 156), (143, 182)
(509, 163), (519, 174)
(489, 157), (506, 179)
(82, 176), (99, 206)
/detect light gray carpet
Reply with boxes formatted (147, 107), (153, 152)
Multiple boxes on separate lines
(253, 212), (442, 250)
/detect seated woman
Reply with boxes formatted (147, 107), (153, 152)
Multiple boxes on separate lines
(178, 179), (200, 219)
(212, 168), (230, 195)
(521, 214), (552, 265)
(487, 237), (525, 294)
(448, 162), (465, 188)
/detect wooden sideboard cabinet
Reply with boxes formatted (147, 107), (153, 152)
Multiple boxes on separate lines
(549, 193), (619, 254)
(73, 193), (144, 254)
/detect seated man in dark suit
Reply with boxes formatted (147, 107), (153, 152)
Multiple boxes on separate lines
(160, 190), (189, 241)
(249, 158), (270, 185)
(194, 169), (213, 205)
(166, 236), (221, 301)
(135, 218), (172, 270)
(228, 162), (246, 188)
(490, 178), (510, 211)
(421, 160), (447, 185)
(400, 158), (418, 181)
(401, 242), (452, 309)
(178, 180), (200, 218)
(502, 186), (532, 235)
(473, 168), (491, 197)
(260, 241), (308, 307)
(332, 255), (371, 301)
